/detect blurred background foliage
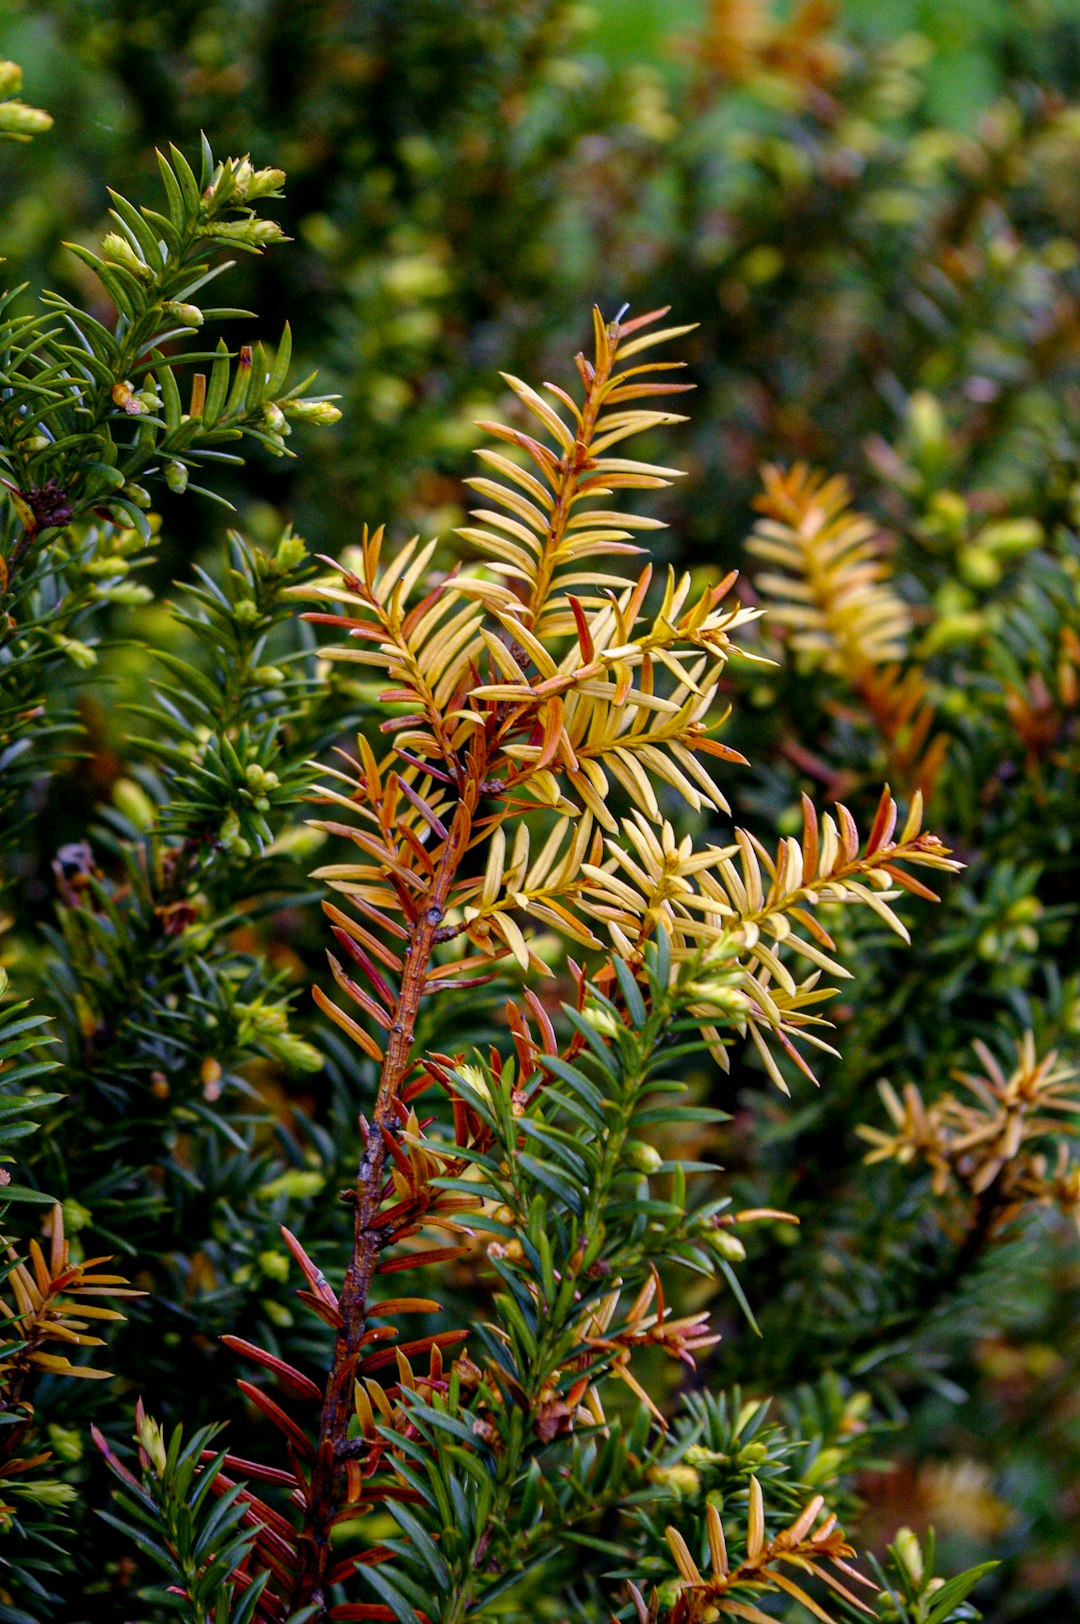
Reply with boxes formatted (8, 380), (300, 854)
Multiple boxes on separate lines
(2, 0), (1080, 1619)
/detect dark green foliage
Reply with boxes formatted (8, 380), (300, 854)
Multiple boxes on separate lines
(0, 5), (1078, 1623)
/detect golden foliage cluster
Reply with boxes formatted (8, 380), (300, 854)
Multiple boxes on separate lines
(656, 1482), (876, 1624)
(748, 462), (948, 799)
(858, 1033), (1080, 1234)
(299, 314), (959, 1089)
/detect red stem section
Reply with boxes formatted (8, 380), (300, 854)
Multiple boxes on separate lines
(294, 758), (483, 1611)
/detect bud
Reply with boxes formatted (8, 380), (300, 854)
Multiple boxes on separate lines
(165, 461), (189, 494)
(53, 634), (98, 669)
(258, 1249), (291, 1282)
(161, 300), (204, 327)
(112, 777), (156, 832)
(0, 60), (23, 97)
(11, 1480), (77, 1509)
(233, 597), (260, 624)
(582, 1001), (621, 1038)
(648, 1463), (701, 1496)
(274, 532), (308, 571)
(137, 1413), (168, 1477)
(245, 763), (280, 791)
(60, 1195), (91, 1232)
(218, 808), (245, 853)
(802, 1446), (845, 1485)
(282, 398), (343, 426)
(200, 217), (289, 248)
(456, 1062), (492, 1103)
(258, 1168), (327, 1202)
(685, 1445), (728, 1466)
(81, 554), (130, 577)
(893, 1527), (924, 1585)
(232, 158), (287, 201)
(706, 1228), (746, 1263)
(907, 389), (947, 461)
(263, 402), (289, 436)
(958, 544), (1001, 589)
(101, 232), (154, 281)
(47, 1423), (84, 1464)
(0, 101), (53, 137)
(263, 1298), (294, 1327)
(90, 582), (153, 604)
(625, 1139), (663, 1174)
(265, 1031), (324, 1073)
(124, 482), (152, 508)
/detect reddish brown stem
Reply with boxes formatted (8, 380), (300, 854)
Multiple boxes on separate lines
(293, 745), (486, 1613)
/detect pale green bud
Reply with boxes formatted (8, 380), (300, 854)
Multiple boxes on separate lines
(802, 1446), (845, 1485)
(263, 402), (289, 436)
(219, 809), (243, 848)
(161, 300), (204, 327)
(244, 762), (280, 791)
(907, 389), (946, 457)
(274, 532), (308, 570)
(81, 555), (130, 576)
(0, 101), (53, 137)
(112, 777), (157, 832)
(101, 232), (154, 281)
(137, 1414), (168, 1477)
(647, 1463), (701, 1496)
(978, 517), (1042, 557)
(61, 1198), (92, 1233)
(233, 597), (260, 624)
(53, 635), (98, 670)
(0, 60), (23, 97)
(958, 545), (1001, 589)
(258, 1249), (291, 1282)
(233, 159), (287, 201)
(282, 398), (343, 426)
(266, 1033), (324, 1073)
(455, 1062), (492, 1103)
(90, 582), (153, 604)
(165, 461), (189, 494)
(706, 1228), (746, 1263)
(47, 1423), (84, 1464)
(9, 1479), (77, 1508)
(262, 1298), (294, 1327)
(893, 1527), (924, 1585)
(124, 482), (152, 508)
(258, 1169), (326, 1202)
(582, 1002), (620, 1038)
(684, 1445), (728, 1466)
(201, 218), (289, 248)
(626, 1139), (663, 1174)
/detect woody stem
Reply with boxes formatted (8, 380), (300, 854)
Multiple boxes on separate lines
(294, 758), (483, 1614)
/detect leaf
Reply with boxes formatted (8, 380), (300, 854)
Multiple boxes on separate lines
(925, 1563), (1000, 1624)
